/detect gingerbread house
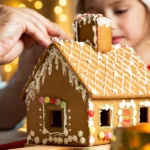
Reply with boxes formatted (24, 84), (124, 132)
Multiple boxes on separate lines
(22, 14), (150, 147)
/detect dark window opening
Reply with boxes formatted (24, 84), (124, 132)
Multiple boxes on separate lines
(50, 110), (62, 127)
(100, 109), (110, 126)
(140, 107), (148, 122)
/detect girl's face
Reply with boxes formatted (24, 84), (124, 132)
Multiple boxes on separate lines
(84, 0), (150, 49)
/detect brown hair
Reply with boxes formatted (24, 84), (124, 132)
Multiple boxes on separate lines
(140, 0), (150, 13)
(76, 0), (150, 14)
(139, 0), (150, 30)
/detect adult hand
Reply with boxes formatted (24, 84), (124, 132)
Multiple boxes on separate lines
(18, 44), (45, 82)
(0, 5), (70, 64)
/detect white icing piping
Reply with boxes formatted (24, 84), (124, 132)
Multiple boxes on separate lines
(75, 14), (103, 25)
(85, 39), (94, 47)
(92, 25), (97, 49)
(25, 46), (87, 109)
(118, 100), (136, 127)
(25, 41), (150, 108)
(42, 103), (67, 136)
(99, 104), (114, 128)
(73, 21), (79, 41)
(97, 17), (111, 28)
(73, 13), (111, 50)
(57, 41), (150, 96)
(88, 97), (95, 146)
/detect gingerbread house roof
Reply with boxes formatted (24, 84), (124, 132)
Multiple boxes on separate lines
(22, 38), (150, 102)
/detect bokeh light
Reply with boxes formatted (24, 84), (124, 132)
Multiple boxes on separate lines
(59, 0), (67, 7)
(54, 6), (63, 14)
(34, 1), (43, 10)
(18, 3), (26, 8)
(13, 57), (19, 64)
(59, 14), (67, 22)
(4, 65), (13, 73)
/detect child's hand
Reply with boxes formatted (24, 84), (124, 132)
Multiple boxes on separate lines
(0, 5), (70, 64)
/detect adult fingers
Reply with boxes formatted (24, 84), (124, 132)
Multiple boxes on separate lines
(0, 15), (24, 58)
(23, 18), (51, 47)
(49, 22), (72, 40)
(0, 39), (24, 65)
(18, 8), (71, 40)
(19, 8), (61, 36)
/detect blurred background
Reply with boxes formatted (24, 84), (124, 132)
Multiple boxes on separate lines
(0, 0), (76, 82)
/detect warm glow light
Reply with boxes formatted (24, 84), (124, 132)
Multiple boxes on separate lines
(34, 1), (43, 10)
(27, 0), (33, 1)
(60, 14), (67, 22)
(13, 57), (19, 64)
(4, 65), (12, 73)
(18, 3), (26, 8)
(59, 0), (67, 6)
(54, 6), (63, 14)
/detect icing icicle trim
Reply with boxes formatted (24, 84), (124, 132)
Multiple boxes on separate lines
(25, 46), (87, 109)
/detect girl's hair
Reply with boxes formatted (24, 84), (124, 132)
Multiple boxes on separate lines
(76, 0), (150, 14)
(139, 0), (150, 29)
(140, 0), (150, 14)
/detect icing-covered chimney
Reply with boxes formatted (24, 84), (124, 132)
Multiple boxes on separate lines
(73, 13), (112, 53)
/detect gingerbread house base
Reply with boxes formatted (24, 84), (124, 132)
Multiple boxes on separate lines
(20, 144), (110, 150)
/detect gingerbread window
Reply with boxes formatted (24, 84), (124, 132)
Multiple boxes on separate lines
(99, 105), (113, 127)
(50, 110), (63, 127)
(140, 107), (148, 123)
(122, 108), (133, 127)
(100, 109), (110, 126)
(118, 100), (136, 127)
(45, 105), (64, 132)
(139, 101), (150, 123)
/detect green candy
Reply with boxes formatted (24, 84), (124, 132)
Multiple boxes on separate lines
(60, 101), (66, 108)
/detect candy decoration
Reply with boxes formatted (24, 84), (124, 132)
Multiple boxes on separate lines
(89, 127), (96, 134)
(99, 132), (104, 139)
(50, 98), (56, 104)
(108, 132), (112, 139)
(55, 99), (61, 106)
(111, 135), (116, 142)
(147, 65), (150, 71)
(44, 97), (50, 103)
(104, 133), (109, 140)
(88, 110), (94, 117)
(39, 97), (44, 103)
(60, 101), (66, 108)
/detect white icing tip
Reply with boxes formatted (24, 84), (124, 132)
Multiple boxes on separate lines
(97, 17), (112, 27)
(51, 37), (58, 42)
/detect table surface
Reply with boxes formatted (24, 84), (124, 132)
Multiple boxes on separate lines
(0, 130), (26, 145)
(0, 130), (110, 150)
(13, 145), (111, 150)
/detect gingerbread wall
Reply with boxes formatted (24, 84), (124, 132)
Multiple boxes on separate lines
(26, 59), (90, 146)
(91, 98), (150, 145)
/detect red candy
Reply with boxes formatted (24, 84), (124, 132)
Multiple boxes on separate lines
(147, 65), (150, 71)
(88, 110), (94, 117)
(50, 98), (56, 104)
(104, 133), (109, 140)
